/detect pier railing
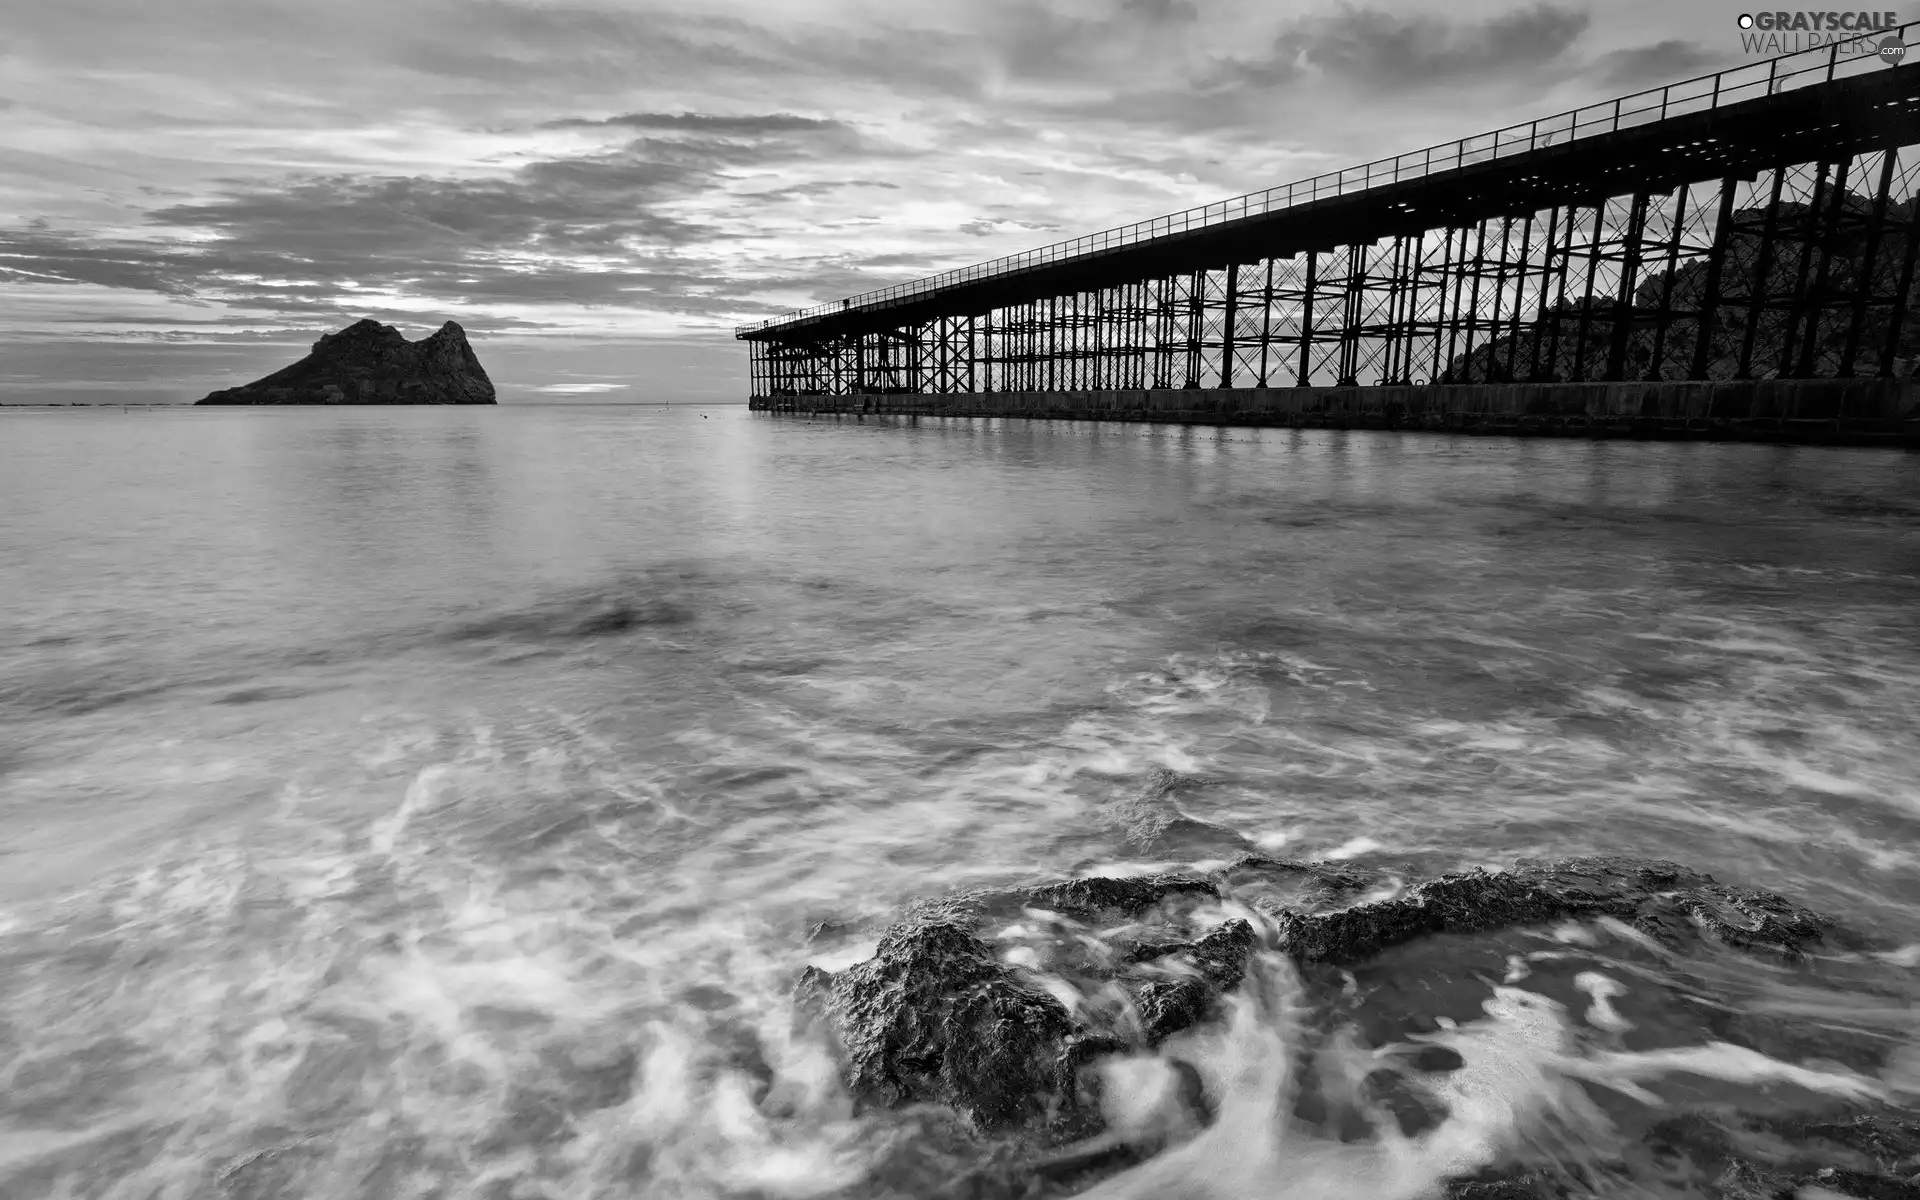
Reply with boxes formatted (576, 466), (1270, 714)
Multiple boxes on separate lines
(736, 22), (1918, 336)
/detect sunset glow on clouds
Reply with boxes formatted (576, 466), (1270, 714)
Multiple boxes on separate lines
(0, 0), (1735, 401)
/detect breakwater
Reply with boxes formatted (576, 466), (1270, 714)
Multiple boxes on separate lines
(749, 379), (1920, 445)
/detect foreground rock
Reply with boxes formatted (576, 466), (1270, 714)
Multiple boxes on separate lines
(196, 319), (495, 405)
(798, 855), (1857, 1162)
(799, 872), (1250, 1139)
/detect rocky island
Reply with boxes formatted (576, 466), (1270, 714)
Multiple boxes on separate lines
(195, 318), (495, 405)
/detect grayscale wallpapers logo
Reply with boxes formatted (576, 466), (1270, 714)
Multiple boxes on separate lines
(1735, 11), (1905, 59)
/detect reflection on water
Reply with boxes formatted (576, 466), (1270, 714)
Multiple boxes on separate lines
(0, 406), (1918, 1198)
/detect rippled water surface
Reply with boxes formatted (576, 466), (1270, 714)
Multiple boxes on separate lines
(2, 405), (1918, 1199)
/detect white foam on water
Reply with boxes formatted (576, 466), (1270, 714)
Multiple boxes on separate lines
(1591, 915), (1674, 957)
(1549, 922), (1596, 946)
(1096, 1054), (1210, 1145)
(1573, 972), (1633, 1033)
(1880, 1043), (1920, 1097)
(1875, 943), (1920, 967)
(803, 938), (879, 976)
(367, 761), (450, 857)
(1358, 877), (1405, 904)
(1577, 1042), (1887, 1103)
(6, 619), (1917, 1200)
(1077, 975), (1618, 1200)
(1322, 836), (1385, 861)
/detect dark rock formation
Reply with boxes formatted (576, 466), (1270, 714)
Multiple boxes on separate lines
(820, 920), (1077, 1132)
(1272, 856), (1840, 965)
(796, 857), (1866, 1199)
(1019, 875), (1219, 925)
(801, 872), (1255, 1140)
(196, 319), (495, 405)
(1127, 918), (1256, 1045)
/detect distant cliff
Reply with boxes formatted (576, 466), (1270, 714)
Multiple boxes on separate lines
(196, 319), (496, 405)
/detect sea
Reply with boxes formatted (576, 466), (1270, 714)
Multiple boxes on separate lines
(1, 403), (1918, 1200)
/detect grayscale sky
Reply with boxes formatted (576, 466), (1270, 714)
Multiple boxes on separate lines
(0, 0), (1745, 402)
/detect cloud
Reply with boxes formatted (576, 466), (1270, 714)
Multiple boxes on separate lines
(1587, 38), (1718, 90)
(0, 106), (932, 331)
(1204, 4), (1592, 94)
(540, 112), (846, 134)
(0, 0), (1755, 357)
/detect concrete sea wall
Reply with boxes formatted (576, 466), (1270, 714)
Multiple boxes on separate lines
(748, 380), (1920, 446)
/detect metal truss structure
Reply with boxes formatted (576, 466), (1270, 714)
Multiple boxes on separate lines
(741, 35), (1920, 400)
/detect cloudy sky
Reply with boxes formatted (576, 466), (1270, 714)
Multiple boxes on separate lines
(0, 0), (1741, 402)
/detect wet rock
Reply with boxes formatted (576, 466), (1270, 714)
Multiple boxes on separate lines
(1018, 875), (1219, 924)
(1122, 937), (1193, 965)
(1444, 1177), (1560, 1200)
(1129, 976), (1214, 1046)
(196, 319), (495, 405)
(1182, 916), (1257, 990)
(1680, 884), (1835, 956)
(822, 920), (1076, 1132)
(795, 963), (835, 1019)
(812, 893), (1254, 1137)
(806, 918), (862, 944)
(904, 872), (1220, 930)
(1272, 856), (1840, 966)
(1124, 918), (1258, 1044)
(1715, 1159), (1793, 1200)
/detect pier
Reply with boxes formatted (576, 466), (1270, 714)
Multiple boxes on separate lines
(739, 32), (1920, 443)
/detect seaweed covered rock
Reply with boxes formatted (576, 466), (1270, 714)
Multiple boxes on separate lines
(1272, 856), (1841, 966)
(197, 319), (495, 405)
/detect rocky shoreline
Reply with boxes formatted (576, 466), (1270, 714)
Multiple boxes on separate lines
(793, 856), (1920, 1200)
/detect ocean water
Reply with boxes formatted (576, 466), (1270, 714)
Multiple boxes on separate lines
(1, 403), (1918, 1200)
